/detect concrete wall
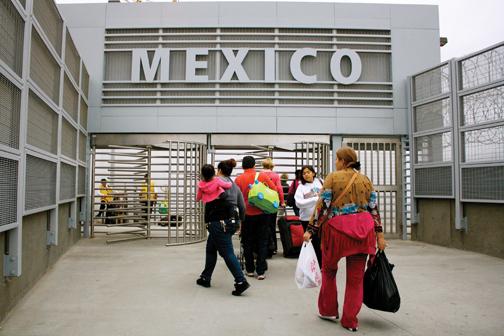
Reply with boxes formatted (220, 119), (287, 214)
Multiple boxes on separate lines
(58, 2), (440, 135)
(0, 204), (80, 322)
(412, 200), (504, 259)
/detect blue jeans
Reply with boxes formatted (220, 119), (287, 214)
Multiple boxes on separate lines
(201, 219), (245, 284)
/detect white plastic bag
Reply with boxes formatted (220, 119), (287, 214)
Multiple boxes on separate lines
(294, 241), (322, 289)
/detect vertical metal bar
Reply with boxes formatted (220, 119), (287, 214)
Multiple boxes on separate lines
(183, 142), (188, 238)
(90, 145), (96, 238)
(167, 141), (172, 244)
(175, 141), (180, 243)
(146, 146), (151, 238)
(451, 58), (466, 230)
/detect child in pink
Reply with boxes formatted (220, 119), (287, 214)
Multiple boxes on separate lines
(196, 164), (232, 203)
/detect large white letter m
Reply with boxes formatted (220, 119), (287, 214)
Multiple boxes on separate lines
(131, 49), (170, 82)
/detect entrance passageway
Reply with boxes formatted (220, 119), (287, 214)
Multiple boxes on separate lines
(1, 238), (503, 336)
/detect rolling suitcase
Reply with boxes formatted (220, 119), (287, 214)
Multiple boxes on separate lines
(278, 215), (304, 258)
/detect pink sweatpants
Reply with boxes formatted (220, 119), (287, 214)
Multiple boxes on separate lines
(318, 253), (367, 329)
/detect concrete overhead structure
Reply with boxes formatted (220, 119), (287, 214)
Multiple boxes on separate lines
(57, 1), (441, 136)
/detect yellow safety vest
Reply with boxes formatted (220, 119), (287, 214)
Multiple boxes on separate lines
(99, 185), (113, 203)
(140, 181), (156, 200)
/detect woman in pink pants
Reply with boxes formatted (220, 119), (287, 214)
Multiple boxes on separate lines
(303, 147), (387, 332)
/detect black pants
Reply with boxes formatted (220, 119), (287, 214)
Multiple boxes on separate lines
(301, 220), (322, 268)
(97, 201), (114, 224)
(140, 200), (155, 221)
(266, 213), (278, 254)
(241, 214), (269, 276)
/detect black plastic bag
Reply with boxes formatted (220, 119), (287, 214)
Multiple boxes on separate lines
(363, 250), (400, 312)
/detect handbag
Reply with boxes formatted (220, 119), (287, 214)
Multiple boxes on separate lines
(326, 172), (374, 240)
(294, 241), (322, 289)
(363, 250), (401, 312)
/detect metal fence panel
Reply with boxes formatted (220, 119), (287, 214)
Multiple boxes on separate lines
(0, 0), (24, 76)
(0, 72), (21, 149)
(0, 156), (18, 226)
(60, 162), (76, 200)
(27, 90), (58, 154)
(25, 155), (57, 211)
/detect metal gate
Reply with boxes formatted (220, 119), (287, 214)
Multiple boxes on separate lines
(210, 141), (330, 182)
(343, 138), (403, 238)
(91, 142), (207, 244)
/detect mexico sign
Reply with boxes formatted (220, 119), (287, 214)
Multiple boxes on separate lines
(131, 48), (362, 85)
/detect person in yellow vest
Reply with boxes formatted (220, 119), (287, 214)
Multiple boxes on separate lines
(98, 178), (113, 224)
(140, 173), (157, 221)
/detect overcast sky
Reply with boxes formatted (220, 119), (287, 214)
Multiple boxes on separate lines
(56, 0), (504, 61)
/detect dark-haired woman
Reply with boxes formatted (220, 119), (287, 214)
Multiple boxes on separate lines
(196, 160), (250, 296)
(294, 165), (323, 266)
(304, 147), (387, 332)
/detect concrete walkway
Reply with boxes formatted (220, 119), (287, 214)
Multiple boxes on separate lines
(1, 237), (503, 336)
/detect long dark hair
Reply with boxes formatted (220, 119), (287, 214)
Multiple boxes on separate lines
(300, 165), (317, 185)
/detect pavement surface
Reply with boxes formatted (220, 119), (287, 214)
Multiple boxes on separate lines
(1, 237), (503, 336)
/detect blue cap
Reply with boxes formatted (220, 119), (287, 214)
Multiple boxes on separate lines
(248, 183), (252, 189)
(258, 192), (264, 200)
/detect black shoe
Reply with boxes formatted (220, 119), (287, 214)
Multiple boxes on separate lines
(196, 277), (211, 288)
(231, 281), (250, 296)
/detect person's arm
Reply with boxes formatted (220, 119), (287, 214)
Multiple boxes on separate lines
(236, 185), (246, 222)
(366, 186), (387, 250)
(304, 174), (333, 241)
(259, 173), (276, 190)
(217, 178), (232, 190)
(196, 187), (202, 202)
(274, 175), (285, 205)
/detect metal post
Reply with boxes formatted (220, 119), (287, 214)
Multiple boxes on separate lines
(146, 145), (152, 238)
(90, 145), (96, 238)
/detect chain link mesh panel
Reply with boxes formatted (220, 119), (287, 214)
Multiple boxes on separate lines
(65, 30), (80, 84)
(463, 125), (504, 162)
(63, 74), (78, 122)
(0, 156), (18, 226)
(60, 162), (76, 200)
(414, 98), (451, 132)
(80, 97), (87, 130)
(61, 118), (77, 160)
(25, 155), (56, 211)
(413, 64), (450, 101)
(63, 74), (79, 122)
(27, 90), (58, 154)
(461, 85), (504, 126)
(0, 72), (21, 149)
(414, 132), (452, 163)
(81, 63), (89, 98)
(0, 0), (24, 77)
(79, 131), (86, 162)
(30, 28), (60, 105)
(78, 165), (85, 195)
(461, 45), (504, 90)
(33, 0), (62, 55)
(462, 166), (504, 201)
(414, 166), (452, 197)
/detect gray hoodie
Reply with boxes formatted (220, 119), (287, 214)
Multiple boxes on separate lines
(219, 176), (246, 222)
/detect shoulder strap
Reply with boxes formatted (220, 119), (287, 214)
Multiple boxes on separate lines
(254, 172), (260, 181)
(331, 172), (358, 207)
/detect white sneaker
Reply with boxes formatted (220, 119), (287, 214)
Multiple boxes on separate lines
(246, 272), (255, 277)
(318, 314), (339, 322)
